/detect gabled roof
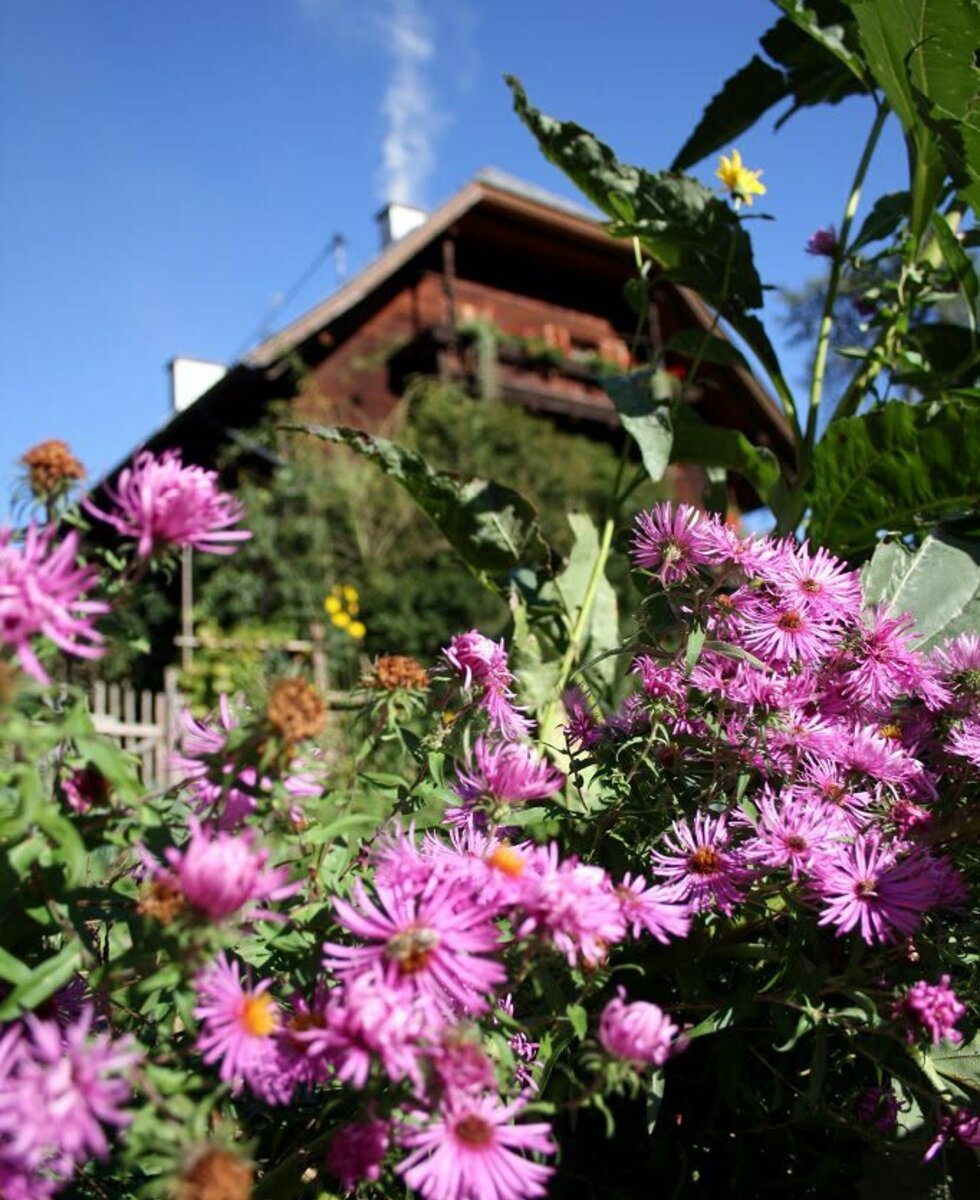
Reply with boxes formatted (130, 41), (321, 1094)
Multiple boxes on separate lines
(245, 171), (791, 451)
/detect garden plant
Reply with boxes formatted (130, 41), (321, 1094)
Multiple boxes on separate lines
(1, 2), (979, 1197)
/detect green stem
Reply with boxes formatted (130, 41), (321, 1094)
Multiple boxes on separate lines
(805, 102), (888, 450)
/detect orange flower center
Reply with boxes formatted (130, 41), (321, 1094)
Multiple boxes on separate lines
(823, 783), (846, 804)
(240, 993), (278, 1037)
(778, 611), (803, 632)
(386, 927), (440, 973)
(486, 844), (525, 878)
(878, 723), (902, 740)
(454, 1114), (495, 1148)
(688, 846), (723, 875)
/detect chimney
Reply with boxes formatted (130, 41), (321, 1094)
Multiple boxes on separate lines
(168, 357), (227, 413)
(375, 202), (427, 249)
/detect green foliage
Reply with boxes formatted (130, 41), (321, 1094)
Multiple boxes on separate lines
(673, 0), (869, 171)
(807, 397), (980, 552)
(294, 424), (554, 590)
(862, 531), (980, 645)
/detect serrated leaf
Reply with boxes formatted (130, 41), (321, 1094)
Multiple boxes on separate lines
(293, 424), (552, 590)
(673, 2), (867, 170)
(930, 212), (979, 332)
(566, 1002), (588, 1039)
(809, 398), (980, 552)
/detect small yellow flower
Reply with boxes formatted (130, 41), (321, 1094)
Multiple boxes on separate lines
(331, 611), (352, 630)
(324, 595), (342, 615)
(715, 148), (766, 207)
(342, 585), (359, 604)
(348, 620), (366, 640)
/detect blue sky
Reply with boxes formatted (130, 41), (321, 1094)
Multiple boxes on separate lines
(0, 0), (908, 493)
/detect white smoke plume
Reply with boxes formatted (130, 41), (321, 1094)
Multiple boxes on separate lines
(378, 0), (439, 206)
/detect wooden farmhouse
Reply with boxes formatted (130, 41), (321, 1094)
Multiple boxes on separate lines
(133, 169), (792, 510)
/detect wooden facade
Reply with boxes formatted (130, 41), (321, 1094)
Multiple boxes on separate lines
(115, 172), (793, 507)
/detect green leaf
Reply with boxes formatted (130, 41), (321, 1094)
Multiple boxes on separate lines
(671, 403), (782, 502)
(601, 373), (674, 483)
(0, 946), (31, 986)
(507, 77), (765, 315)
(930, 213), (979, 331)
(664, 328), (752, 372)
(862, 532), (980, 646)
(293, 424), (552, 589)
(930, 1035), (980, 1096)
(566, 1002), (588, 1039)
(671, 56), (789, 172)
(808, 398), (980, 552)
(547, 513), (619, 686)
(844, 0), (978, 235)
(848, 190), (911, 253)
(0, 941), (83, 1019)
(673, 2), (867, 170)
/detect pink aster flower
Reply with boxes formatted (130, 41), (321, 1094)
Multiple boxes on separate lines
(649, 813), (753, 915)
(171, 697), (322, 829)
(324, 877), (506, 1016)
(443, 630), (531, 739)
(0, 524), (107, 683)
(738, 598), (839, 665)
(309, 969), (429, 1090)
(811, 834), (936, 944)
(452, 739), (563, 816)
(631, 503), (719, 584)
(397, 1093), (555, 1200)
(740, 790), (841, 880)
(925, 1109), (980, 1162)
(562, 686), (604, 750)
(947, 718), (980, 768)
(840, 609), (926, 709)
(614, 873), (692, 943)
(429, 1028), (498, 1097)
(145, 818), (297, 922)
(194, 953), (284, 1100)
(85, 449), (251, 559)
(0, 1005), (138, 1189)
(599, 988), (686, 1067)
(892, 976), (966, 1046)
(775, 540), (862, 621)
(516, 844), (626, 968)
(855, 1086), (900, 1134)
(805, 226), (838, 257)
(326, 1117), (391, 1194)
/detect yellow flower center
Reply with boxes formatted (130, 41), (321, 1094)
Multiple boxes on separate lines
(240, 993), (278, 1037)
(486, 844), (525, 878)
(688, 846), (723, 875)
(386, 927), (440, 973)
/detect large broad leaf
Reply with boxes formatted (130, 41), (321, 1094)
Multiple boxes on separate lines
(808, 398), (980, 553)
(601, 372), (781, 501)
(673, 0), (868, 171)
(295, 425), (552, 587)
(553, 513), (620, 688)
(507, 78), (764, 315)
(602, 372), (674, 483)
(844, 0), (980, 232)
(671, 405), (782, 503)
(862, 532), (980, 645)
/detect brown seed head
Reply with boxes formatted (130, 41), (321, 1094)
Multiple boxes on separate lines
(21, 439), (86, 500)
(177, 1148), (253, 1200)
(266, 678), (327, 744)
(369, 654), (429, 692)
(138, 879), (187, 926)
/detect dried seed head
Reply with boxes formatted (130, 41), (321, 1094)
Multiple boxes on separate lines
(177, 1148), (253, 1200)
(369, 654), (429, 692)
(21, 439), (86, 500)
(266, 678), (326, 744)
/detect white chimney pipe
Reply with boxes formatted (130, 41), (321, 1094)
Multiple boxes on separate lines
(376, 202), (427, 249)
(169, 357), (227, 413)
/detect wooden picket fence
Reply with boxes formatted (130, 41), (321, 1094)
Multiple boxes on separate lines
(88, 667), (182, 787)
